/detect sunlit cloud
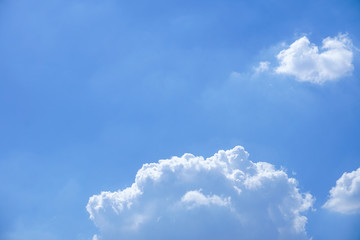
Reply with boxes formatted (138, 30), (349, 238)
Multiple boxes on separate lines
(87, 146), (314, 240)
(275, 34), (354, 84)
(323, 167), (360, 214)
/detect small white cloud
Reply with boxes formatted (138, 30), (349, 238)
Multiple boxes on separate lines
(323, 167), (360, 214)
(254, 61), (270, 74)
(181, 190), (231, 209)
(87, 146), (314, 239)
(275, 34), (354, 84)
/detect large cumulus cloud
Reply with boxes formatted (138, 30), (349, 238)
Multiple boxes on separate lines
(87, 146), (314, 240)
(275, 34), (354, 84)
(323, 167), (360, 214)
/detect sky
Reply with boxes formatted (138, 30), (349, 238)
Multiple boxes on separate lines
(1, 0), (360, 239)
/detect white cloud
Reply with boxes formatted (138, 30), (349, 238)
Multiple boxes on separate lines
(181, 190), (231, 208)
(323, 167), (360, 214)
(254, 61), (270, 74)
(275, 34), (354, 84)
(87, 146), (314, 240)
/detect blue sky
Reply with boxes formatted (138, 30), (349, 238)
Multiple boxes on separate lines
(1, 0), (360, 239)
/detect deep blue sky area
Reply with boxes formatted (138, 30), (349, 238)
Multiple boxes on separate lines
(1, 0), (360, 239)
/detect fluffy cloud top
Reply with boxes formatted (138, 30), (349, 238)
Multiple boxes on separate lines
(87, 146), (314, 240)
(323, 167), (360, 214)
(275, 34), (354, 84)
